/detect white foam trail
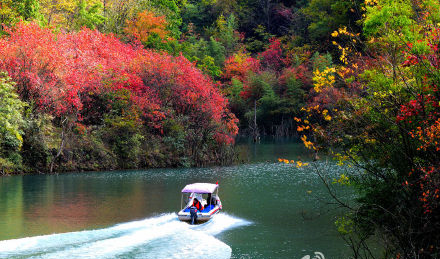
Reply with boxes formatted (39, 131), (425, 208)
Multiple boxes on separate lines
(0, 213), (176, 257)
(0, 213), (250, 259)
(194, 213), (252, 236)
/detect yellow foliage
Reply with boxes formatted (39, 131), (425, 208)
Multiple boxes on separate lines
(333, 174), (350, 185)
(313, 67), (336, 93)
(0, 0), (19, 24)
(334, 152), (350, 166)
(40, 0), (102, 28)
(301, 135), (316, 150)
(365, 0), (379, 6)
(295, 161), (309, 168)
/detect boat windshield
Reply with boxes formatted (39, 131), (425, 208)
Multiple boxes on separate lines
(181, 192), (218, 209)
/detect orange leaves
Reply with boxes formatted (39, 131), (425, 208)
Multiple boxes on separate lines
(222, 51), (260, 82)
(416, 166), (440, 214)
(278, 158), (309, 167)
(124, 10), (171, 43)
(410, 118), (440, 151)
(300, 135), (316, 150)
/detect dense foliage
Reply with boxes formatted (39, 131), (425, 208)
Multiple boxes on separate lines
(0, 72), (25, 174)
(0, 22), (237, 172)
(1, 0), (440, 258)
(291, 0), (440, 258)
(0, 0), (368, 138)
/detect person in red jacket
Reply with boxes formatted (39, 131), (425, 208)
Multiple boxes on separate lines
(192, 198), (204, 211)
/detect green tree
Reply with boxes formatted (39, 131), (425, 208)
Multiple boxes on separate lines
(180, 36), (225, 78)
(302, 0), (363, 46)
(213, 14), (240, 56)
(0, 0), (41, 27)
(73, 0), (106, 30)
(0, 72), (26, 173)
(139, 0), (183, 38)
(15, 0), (41, 21)
(245, 24), (274, 53)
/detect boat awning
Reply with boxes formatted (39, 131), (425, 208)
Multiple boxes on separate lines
(181, 183), (218, 193)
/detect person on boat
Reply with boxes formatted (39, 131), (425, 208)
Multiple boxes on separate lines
(207, 193), (216, 206)
(192, 198), (204, 211)
(189, 198), (203, 224)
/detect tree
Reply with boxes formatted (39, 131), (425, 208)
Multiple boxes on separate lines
(124, 10), (170, 43)
(0, 0), (41, 28)
(295, 0), (440, 258)
(98, 0), (139, 34)
(73, 0), (106, 30)
(302, 0), (363, 46)
(223, 51), (261, 82)
(0, 22), (238, 172)
(14, 0), (41, 21)
(0, 72), (25, 173)
(138, 0), (182, 38)
(212, 14), (240, 56)
(259, 37), (283, 71)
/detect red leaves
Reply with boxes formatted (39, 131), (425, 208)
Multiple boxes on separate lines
(259, 38), (283, 71)
(402, 55), (419, 67)
(223, 51), (260, 82)
(398, 36), (440, 215)
(0, 22), (238, 144)
(413, 166), (440, 214)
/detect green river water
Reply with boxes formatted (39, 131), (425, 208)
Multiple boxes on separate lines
(0, 140), (355, 259)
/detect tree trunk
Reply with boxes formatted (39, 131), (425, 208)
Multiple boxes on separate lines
(49, 118), (67, 173)
(253, 99), (258, 142)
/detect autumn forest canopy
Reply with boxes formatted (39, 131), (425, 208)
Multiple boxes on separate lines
(1, 0), (440, 258)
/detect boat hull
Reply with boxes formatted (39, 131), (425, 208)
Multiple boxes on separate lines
(177, 206), (220, 223)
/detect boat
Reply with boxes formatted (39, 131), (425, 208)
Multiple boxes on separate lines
(177, 182), (222, 224)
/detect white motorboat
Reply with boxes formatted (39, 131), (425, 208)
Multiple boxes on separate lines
(177, 182), (222, 224)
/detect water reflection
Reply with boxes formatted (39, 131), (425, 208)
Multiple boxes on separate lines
(0, 173), (178, 239)
(236, 137), (313, 163)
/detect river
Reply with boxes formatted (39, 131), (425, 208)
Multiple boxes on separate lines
(0, 140), (354, 259)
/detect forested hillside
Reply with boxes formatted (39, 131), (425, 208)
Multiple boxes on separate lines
(2, 0), (440, 258)
(0, 0), (364, 173)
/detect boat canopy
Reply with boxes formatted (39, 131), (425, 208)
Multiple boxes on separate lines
(181, 183), (218, 194)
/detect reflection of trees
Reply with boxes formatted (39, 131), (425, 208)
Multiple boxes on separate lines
(21, 174), (153, 233)
(0, 172), (185, 239)
(0, 176), (24, 239)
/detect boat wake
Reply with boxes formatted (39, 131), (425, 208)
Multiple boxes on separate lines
(0, 213), (250, 259)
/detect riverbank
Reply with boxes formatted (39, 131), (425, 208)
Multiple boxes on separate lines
(2, 130), (238, 175)
(2, 133), (313, 176)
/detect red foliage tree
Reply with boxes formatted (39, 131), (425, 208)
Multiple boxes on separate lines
(0, 22), (82, 117)
(259, 38), (283, 71)
(394, 29), (440, 215)
(0, 22), (238, 145)
(222, 51), (260, 82)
